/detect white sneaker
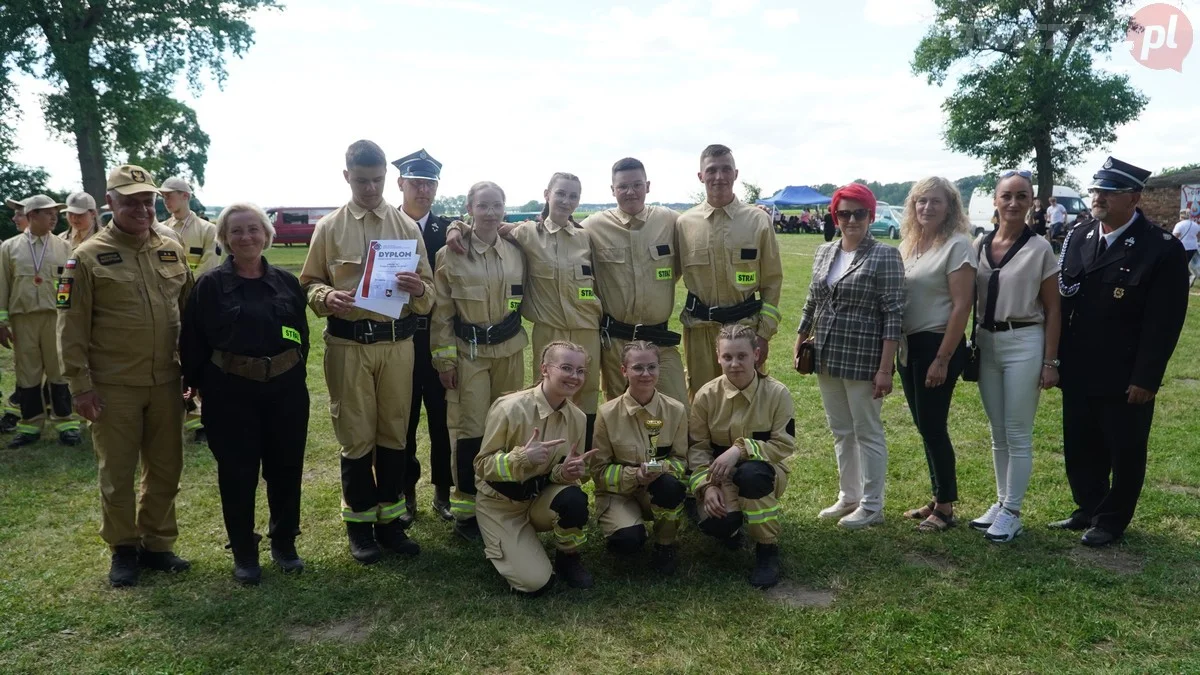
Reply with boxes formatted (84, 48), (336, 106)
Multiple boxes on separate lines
(969, 502), (1004, 530)
(985, 509), (1023, 542)
(818, 499), (859, 519)
(838, 507), (884, 530)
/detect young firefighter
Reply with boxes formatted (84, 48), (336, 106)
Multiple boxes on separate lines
(430, 181), (527, 541)
(589, 340), (688, 574)
(689, 324), (796, 588)
(473, 341), (597, 595)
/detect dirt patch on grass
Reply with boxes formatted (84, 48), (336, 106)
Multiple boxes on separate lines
(1173, 377), (1200, 388)
(1070, 547), (1145, 575)
(1158, 483), (1200, 497)
(903, 552), (956, 572)
(765, 581), (836, 608)
(288, 615), (372, 644)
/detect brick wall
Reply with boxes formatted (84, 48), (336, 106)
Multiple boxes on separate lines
(1142, 186), (1182, 227)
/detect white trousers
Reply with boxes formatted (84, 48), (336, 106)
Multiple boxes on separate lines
(976, 325), (1044, 513)
(817, 374), (888, 511)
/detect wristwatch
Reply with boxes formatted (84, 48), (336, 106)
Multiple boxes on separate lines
(1043, 358), (1060, 368)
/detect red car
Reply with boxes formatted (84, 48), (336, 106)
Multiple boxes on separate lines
(265, 207), (336, 246)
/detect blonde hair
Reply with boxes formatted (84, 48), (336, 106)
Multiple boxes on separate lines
(467, 181), (505, 209)
(621, 340), (660, 365)
(535, 340), (588, 385)
(715, 323), (758, 349)
(898, 176), (970, 259)
(215, 202), (275, 251)
(541, 172), (581, 221)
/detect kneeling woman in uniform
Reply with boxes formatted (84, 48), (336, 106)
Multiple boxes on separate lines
(180, 202), (310, 585)
(474, 341), (598, 595)
(689, 323), (796, 588)
(431, 181), (527, 542)
(590, 341), (688, 574)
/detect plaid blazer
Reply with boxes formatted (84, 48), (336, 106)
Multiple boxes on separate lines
(798, 237), (905, 382)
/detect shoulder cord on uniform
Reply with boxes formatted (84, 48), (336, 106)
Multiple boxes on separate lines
(1058, 226), (1080, 297)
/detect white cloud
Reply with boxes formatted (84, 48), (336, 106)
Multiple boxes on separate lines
(863, 0), (934, 27)
(763, 8), (800, 29)
(712, 0), (759, 19)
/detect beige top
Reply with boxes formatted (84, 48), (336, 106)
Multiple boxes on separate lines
(676, 197), (783, 339)
(589, 390), (689, 494)
(430, 232), (527, 370)
(60, 222), (101, 252)
(474, 385), (586, 501)
(162, 211), (220, 275)
(974, 234), (1059, 324)
(508, 217), (602, 331)
(299, 199), (434, 337)
(902, 233), (977, 335)
(0, 232), (74, 320)
(580, 205), (681, 325)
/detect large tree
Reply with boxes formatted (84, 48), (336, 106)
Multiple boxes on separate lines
(1, 0), (278, 199)
(912, 0), (1147, 200)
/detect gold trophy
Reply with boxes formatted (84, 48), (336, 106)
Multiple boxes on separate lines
(644, 418), (664, 473)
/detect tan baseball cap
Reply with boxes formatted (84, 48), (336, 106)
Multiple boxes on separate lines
(106, 164), (159, 195)
(22, 194), (67, 212)
(4, 197), (25, 211)
(159, 176), (192, 194)
(65, 191), (98, 214)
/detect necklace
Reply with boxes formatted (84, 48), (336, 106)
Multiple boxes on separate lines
(27, 233), (48, 284)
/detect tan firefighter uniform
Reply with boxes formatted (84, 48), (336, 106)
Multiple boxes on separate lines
(162, 210), (220, 276)
(0, 230), (79, 436)
(676, 198), (783, 398)
(580, 205), (687, 406)
(688, 374), (795, 545)
(474, 385), (588, 593)
(589, 390), (689, 545)
(60, 222), (101, 253)
(299, 198), (434, 525)
(58, 220), (193, 552)
(430, 231), (528, 524)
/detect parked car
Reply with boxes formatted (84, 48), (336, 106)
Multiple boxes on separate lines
(869, 201), (903, 240)
(968, 185), (1084, 236)
(503, 211), (542, 223)
(265, 207), (337, 246)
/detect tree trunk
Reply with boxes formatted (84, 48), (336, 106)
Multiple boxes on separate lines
(1033, 135), (1054, 203)
(64, 73), (107, 202)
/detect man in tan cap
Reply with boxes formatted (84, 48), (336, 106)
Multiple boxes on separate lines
(0, 195), (80, 448)
(61, 191), (102, 252)
(0, 198), (31, 431)
(5, 197), (30, 235)
(57, 164), (194, 587)
(159, 176), (217, 442)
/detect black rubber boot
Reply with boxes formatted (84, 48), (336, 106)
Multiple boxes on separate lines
(232, 548), (261, 586)
(454, 517), (482, 542)
(375, 520), (420, 556)
(651, 544), (678, 575)
(8, 432), (39, 448)
(346, 522), (383, 564)
(398, 486), (417, 529)
(553, 550), (594, 590)
(749, 543), (781, 589)
(193, 428), (207, 445)
(108, 545), (141, 588)
(139, 549), (192, 573)
(0, 412), (18, 433)
(270, 539), (304, 574)
(432, 484), (453, 522)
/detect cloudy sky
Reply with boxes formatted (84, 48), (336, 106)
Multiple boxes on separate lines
(8, 0), (1198, 207)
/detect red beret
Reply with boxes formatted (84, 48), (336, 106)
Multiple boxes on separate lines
(831, 183), (878, 223)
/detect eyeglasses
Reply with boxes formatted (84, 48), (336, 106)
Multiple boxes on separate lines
(836, 209), (871, 222)
(473, 203), (505, 214)
(1087, 188), (1135, 196)
(999, 169), (1033, 179)
(627, 364), (659, 375)
(551, 363), (587, 377)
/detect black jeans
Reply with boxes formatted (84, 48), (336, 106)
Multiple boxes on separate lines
(897, 331), (967, 503)
(404, 325), (451, 491)
(203, 364), (309, 550)
(1062, 390), (1155, 535)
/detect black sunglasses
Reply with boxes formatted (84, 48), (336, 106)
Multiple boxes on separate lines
(836, 208), (871, 222)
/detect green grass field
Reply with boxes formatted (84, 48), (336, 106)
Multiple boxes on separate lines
(2, 234), (1199, 673)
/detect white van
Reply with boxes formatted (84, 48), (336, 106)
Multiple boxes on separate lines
(968, 185), (1085, 235)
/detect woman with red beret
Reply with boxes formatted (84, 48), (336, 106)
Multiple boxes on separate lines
(796, 184), (905, 529)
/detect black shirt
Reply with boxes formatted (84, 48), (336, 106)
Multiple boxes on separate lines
(1030, 208), (1047, 236)
(180, 256), (310, 389)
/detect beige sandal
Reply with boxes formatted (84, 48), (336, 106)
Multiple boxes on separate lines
(904, 500), (935, 520)
(916, 509), (956, 532)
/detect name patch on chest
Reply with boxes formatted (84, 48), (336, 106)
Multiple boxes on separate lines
(96, 252), (122, 266)
(508, 298), (522, 312)
(656, 267), (673, 280)
(578, 287), (596, 300)
(282, 326), (302, 344)
(158, 250), (179, 263)
(736, 271), (757, 285)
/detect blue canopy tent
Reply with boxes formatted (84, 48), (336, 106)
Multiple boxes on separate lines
(757, 185), (832, 207)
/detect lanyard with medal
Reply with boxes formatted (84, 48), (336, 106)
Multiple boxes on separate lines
(28, 235), (48, 285)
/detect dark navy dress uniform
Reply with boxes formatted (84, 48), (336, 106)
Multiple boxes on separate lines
(1056, 158), (1188, 543)
(392, 149), (453, 523)
(180, 256), (311, 563)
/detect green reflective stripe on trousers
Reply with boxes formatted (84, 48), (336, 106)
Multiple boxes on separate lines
(378, 500), (407, 522)
(450, 498), (475, 516)
(54, 420), (81, 432)
(432, 346), (457, 360)
(495, 453), (513, 481)
(689, 469), (710, 492)
(652, 503), (685, 522)
(0, 311), (8, 322)
(760, 302), (782, 321)
(183, 419), (204, 431)
(744, 506), (780, 523)
(554, 529), (586, 546)
(14, 423), (39, 435)
(2, 407), (19, 416)
(341, 508), (379, 523)
(667, 458), (686, 476)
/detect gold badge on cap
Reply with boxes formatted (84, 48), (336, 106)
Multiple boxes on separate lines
(131, 169), (146, 182)
(1114, 288), (1125, 299)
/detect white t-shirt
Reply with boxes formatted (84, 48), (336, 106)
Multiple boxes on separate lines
(1047, 203), (1067, 224)
(1172, 219), (1199, 251)
(825, 246), (852, 286)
